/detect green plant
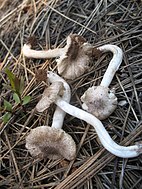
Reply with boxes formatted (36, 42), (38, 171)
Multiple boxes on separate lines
(2, 100), (12, 123)
(2, 68), (31, 123)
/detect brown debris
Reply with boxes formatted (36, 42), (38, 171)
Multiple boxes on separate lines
(35, 69), (47, 82)
(91, 48), (102, 59)
(26, 36), (37, 47)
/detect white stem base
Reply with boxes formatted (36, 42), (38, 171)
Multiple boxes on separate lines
(22, 44), (64, 59)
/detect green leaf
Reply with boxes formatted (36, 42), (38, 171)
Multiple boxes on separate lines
(2, 112), (12, 123)
(5, 68), (21, 95)
(5, 68), (15, 91)
(13, 93), (21, 104)
(14, 76), (21, 95)
(19, 76), (25, 95)
(4, 100), (12, 111)
(22, 95), (31, 105)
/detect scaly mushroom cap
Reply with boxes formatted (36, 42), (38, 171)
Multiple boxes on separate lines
(81, 86), (117, 120)
(36, 81), (64, 112)
(26, 126), (76, 160)
(56, 34), (93, 80)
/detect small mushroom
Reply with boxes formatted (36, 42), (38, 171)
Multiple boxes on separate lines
(35, 81), (64, 113)
(26, 72), (76, 160)
(22, 34), (96, 80)
(36, 72), (142, 158)
(81, 86), (117, 120)
(36, 71), (71, 129)
(81, 45), (123, 120)
(56, 34), (93, 80)
(26, 126), (76, 160)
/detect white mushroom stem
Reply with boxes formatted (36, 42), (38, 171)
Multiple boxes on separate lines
(47, 71), (71, 129)
(97, 45), (123, 88)
(55, 97), (142, 158)
(22, 44), (65, 59)
(22, 35), (72, 59)
(81, 45), (123, 119)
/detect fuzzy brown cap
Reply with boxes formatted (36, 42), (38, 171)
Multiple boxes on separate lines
(81, 86), (118, 120)
(26, 126), (76, 160)
(57, 34), (94, 80)
(36, 81), (64, 112)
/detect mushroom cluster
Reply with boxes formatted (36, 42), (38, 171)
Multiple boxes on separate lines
(27, 71), (142, 158)
(24, 34), (142, 160)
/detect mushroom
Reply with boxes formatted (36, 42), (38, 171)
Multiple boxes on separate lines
(36, 71), (71, 129)
(36, 71), (142, 158)
(56, 34), (95, 80)
(81, 44), (123, 120)
(26, 126), (76, 160)
(26, 72), (76, 160)
(22, 34), (98, 80)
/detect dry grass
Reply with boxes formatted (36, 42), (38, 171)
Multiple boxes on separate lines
(0, 0), (142, 188)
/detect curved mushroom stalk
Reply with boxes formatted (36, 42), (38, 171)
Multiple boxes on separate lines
(22, 34), (95, 80)
(98, 44), (123, 88)
(55, 97), (142, 158)
(26, 72), (76, 160)
(81, 45), (123, 120)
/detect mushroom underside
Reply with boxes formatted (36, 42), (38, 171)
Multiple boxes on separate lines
(56, 34), (94, 80)
(57, 54), (90, 80)
(26, 126), (76, 161)
(36, 81), (64, 112)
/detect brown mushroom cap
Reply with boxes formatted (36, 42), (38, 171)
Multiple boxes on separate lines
(81, 86), (117, 120)
(26, 126), (76, 160)
(56, 34), (93, 80)
(36, 81), (64, 112)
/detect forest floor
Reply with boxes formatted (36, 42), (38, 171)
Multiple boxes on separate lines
(0, 0), (142, 188)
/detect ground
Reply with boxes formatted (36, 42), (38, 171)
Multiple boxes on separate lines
(0, 0), (142, 188)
